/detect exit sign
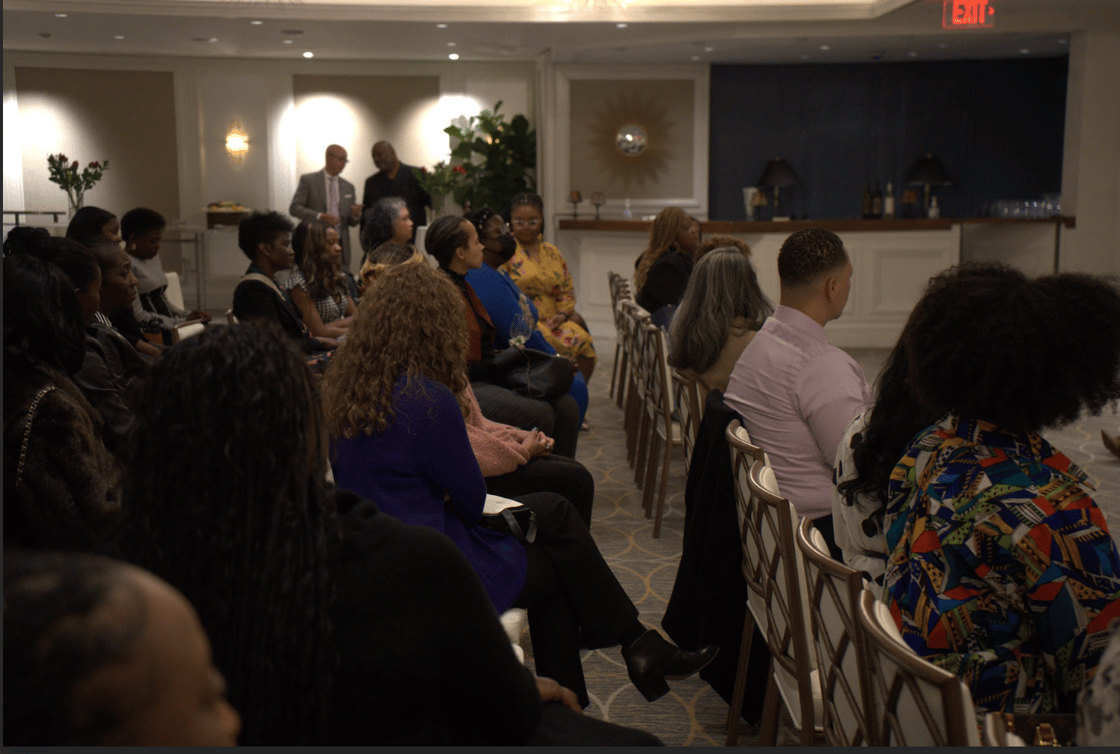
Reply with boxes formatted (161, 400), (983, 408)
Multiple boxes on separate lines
(943, 0), (995, 28)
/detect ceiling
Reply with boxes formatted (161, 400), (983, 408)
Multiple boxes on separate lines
(4, 1), (1114, 66)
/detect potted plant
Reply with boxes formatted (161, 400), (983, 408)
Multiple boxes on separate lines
(445, 101), (536, 215)
(47, 153), (109, 217)
(411, 161), (467, 216)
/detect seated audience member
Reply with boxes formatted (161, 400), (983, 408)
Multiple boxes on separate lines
(25, 237), (137, 457)
(124, 324), (662, 746)
(3, 254), (121, 550)
(832, 265), (1016, 592)
(120, 207), (210, 340)
(883, 263), (1120, 721)
(463, 207), (589, 425)
(86, 239), (154, 373)
(359, 195), (414, 261)
(502, 193), (597, 385)
(694, 233), (751, 262)
(668, 247), (773, 394)
(287, 220), (356, 340)
(3, 549), (240, 746)
(1078, 625), (1120, 746)
(634, 208), (701, 325)
(324, 262), (716, 710)
(426, 214), (581, 458)
(358, 240), (420, 290)
(4, 225), (51, 256)
(66, 205), (121, 246)
(724, 228), (871, 558)
(232, 210), (336, 357)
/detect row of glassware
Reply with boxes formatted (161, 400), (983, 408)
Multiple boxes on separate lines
(991, 193), (1061, 219)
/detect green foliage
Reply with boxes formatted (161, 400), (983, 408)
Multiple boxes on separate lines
(444, 101), (536, 215)
(46, 153), (109, 209)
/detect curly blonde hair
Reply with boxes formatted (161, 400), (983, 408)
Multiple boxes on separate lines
(696, 234), (751, 262)
(634, 207), (689, 294)
(321, 261), (469, 438)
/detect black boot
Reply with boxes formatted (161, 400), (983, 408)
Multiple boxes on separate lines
(621, 630), (718, 702)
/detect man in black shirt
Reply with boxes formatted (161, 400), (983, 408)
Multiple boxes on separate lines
(361, 141), (431, 243)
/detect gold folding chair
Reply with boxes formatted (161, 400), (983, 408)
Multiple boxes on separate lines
(670, 368), (702, 476)
(621, 300), (650, 466)
(856, 590), (981, 746)
(725, 451), (821, 746)
(635, 323), (680, 538)
(796, 517), (875, 746)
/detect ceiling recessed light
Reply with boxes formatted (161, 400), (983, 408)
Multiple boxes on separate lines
(691, 55), (700, 61)
(704, 46), (714, 52)
(282, 39), (293, 45)
(447, 42), (456, 47)
(907, 51), (918, 58)
(114, 35), (125, 40)
(250, 20), (263, 26)
(448, 53), (459, 60)
(436, 23), (448, 29)
(819, 45), (831, 51)
(55, 13), (67, 18)
(616, 23), (627, 29)
(1020, 48), (1030, 54)
(801, 54), (810, 59)
(1058, 38), (1068, 44)
(303, 51), (314, 58)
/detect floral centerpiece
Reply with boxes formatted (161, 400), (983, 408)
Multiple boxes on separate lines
(47, 153), (109, 215)
(411, 161), (467, 215)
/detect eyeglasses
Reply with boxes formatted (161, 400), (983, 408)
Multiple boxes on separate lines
(512, 218), (541, 227)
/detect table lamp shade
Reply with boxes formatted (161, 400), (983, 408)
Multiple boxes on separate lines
(905, 153), (951, 186)
(757, 157), (799, 189)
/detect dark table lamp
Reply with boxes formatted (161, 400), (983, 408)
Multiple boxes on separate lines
(905, 153), (951, 215)
(757, 157), (799, 220)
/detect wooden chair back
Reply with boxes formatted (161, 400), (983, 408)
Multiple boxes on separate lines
(670, 367), (702, 475)
(856, 590), (980, 746)
(796, 517), (875, 746)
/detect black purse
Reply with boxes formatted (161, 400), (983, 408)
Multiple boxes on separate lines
(490, 346), (574, 399)
(479, 505), (537, 545)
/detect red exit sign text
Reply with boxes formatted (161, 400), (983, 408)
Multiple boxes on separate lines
(943, 0), (995, 29)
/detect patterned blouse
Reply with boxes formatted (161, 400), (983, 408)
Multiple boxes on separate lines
(502, 241), (595, 361)
(883, 414), (1120, 718)
(285, 268), (349, 325)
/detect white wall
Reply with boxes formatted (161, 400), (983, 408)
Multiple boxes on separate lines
(1061, 24), (1120, 277)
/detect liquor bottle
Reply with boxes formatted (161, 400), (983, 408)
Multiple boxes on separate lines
(862, 181), (873, 219)
(928, 196), (940, 219)
(871, 180), (883, 218)
(883, 182), (896, 219)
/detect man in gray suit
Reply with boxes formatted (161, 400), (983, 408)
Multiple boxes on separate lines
(289, 144), (362, 268)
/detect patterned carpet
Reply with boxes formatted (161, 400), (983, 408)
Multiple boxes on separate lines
(516, 344), (1120, 746)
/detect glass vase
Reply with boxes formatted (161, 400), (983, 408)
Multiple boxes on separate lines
(67, 192), (83, 220)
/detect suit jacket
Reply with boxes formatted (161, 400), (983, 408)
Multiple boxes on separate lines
(662, 389), (770, 725)
(290, 169), (360, 266)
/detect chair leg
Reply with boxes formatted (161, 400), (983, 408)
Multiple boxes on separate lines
(725, 612), (757, 746)
(651, 432), (672, 538)
(634, 411), (652, 486)
(615, 350), (629, 409)
(609, 341), (621, 399)
(641, 426), (661, 517)
(758, 658), (781, 746)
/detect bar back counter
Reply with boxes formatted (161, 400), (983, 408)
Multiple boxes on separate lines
(556, 217), (1074, 348)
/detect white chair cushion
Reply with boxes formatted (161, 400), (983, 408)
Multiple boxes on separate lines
(499, 608), (528, 665)
(773, 664), (824, 734)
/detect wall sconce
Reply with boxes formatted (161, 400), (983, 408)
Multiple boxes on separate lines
(225, 119), (249, 165)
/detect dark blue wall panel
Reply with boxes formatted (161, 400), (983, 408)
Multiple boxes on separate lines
(709, 58), (1068, 220)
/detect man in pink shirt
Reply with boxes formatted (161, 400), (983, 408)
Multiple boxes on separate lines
(724, 228), (871, 558)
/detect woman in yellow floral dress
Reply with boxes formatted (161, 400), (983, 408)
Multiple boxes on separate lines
(503, 193), (597, 384)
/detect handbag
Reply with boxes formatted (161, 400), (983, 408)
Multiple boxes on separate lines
(479, 506), (537, 545)
(490, 345), (574, 399)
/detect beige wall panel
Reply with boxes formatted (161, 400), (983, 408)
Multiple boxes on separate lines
(15, 67), (179, 224)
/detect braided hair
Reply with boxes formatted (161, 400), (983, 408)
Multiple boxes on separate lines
(122, 323), (336, 745)
(4, 549), (147, 746)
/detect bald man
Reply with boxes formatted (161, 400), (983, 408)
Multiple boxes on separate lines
(290, 144), (362, 268)
(361, 141), (431, 243)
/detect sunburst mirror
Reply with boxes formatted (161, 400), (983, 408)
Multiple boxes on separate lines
(587, 92), (674, 188)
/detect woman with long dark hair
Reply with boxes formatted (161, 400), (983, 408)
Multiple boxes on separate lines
(3, 253), (121, 549)
(881, 262), (1120, 722)
(287, 219), (356, 340)
(633, 207), (700, 321)
(123, 323), (661, 746)
(323, 261), (717, 710)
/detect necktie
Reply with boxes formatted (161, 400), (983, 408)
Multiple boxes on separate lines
(328, 175), (338, 216)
